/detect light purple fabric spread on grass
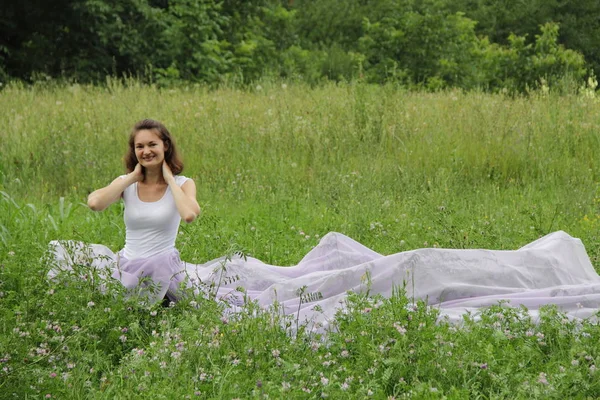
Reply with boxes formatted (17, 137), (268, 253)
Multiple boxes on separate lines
(48, 230), (600, 327)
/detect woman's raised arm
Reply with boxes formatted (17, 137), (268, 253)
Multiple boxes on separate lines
(87, 164), (142, 211)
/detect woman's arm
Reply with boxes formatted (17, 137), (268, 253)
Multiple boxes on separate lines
(170, 179), (201, 223)
(163, 163), (201, 223)
(87, 164), (142, 211)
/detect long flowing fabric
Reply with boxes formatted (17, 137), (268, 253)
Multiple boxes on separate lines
(48, 231), (600, 327)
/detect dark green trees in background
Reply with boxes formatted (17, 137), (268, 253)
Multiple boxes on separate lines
(0, 0), (596, 91)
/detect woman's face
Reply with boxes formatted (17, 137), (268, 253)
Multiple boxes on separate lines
(134, 129), (167, 169)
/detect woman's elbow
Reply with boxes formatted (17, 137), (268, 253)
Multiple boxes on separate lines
(87, 195), (105, 211)
(183, 213), (197, 223)
(87, 197), (100, 211)
(183, 208), (201, 223)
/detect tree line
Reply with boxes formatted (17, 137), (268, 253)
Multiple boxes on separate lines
(1, 0), (598, 92)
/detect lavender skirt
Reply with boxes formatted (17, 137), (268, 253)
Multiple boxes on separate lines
(48, 241), (188, 303)
(48, 231), (600, 329)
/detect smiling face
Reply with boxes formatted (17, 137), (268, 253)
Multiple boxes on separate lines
(125, 119), (184, 176)
(134, 129), (168, 169)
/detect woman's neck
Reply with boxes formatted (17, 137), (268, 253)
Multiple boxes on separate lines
(143, 167), (165, 185)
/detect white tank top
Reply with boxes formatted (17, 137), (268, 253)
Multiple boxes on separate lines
(120, 175), (189, 259)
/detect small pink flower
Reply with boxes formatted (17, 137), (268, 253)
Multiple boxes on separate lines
(537, 372), (548, 385)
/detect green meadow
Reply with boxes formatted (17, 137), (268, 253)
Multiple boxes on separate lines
(1, 82), (600, 398)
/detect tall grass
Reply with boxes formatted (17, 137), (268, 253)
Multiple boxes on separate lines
(1, 82), (600, 398)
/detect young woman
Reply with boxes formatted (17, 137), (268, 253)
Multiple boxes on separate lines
(58, 119), (201, 303)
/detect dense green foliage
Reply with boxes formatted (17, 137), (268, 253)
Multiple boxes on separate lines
(2, 84), (600, 397)
(1, 0), (596, 91)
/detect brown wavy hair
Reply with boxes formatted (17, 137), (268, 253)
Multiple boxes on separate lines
(125, 119), (184, 175)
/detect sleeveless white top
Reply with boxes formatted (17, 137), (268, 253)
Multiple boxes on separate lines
(120, 175), (190, 259)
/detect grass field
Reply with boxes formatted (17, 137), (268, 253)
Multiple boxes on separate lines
(1, 82), (600, 398)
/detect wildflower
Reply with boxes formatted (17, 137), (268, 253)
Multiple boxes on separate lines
(340, 350), (349, 358)
(231, 359), (239, 366)
(119, 335), (127, 343)
(49, 372), (57, 378)
(590, 365), (597, 373)
(480, 363), (488, 370)
(171, 351), (181, 359)
(537, 372), (548, 385)
(341, 382), (349, 390)
(67, 363), (75, 369)
(393, 322), (407, 335)
(282, 382), (291, 390)
(321, 377), (329, 386)
(150, 311), (157, 316)
(45, 395), (52, 399)
(8, 251), (15, 256)
(87, 301), (95, 308)
(272, 349), (280, 358)
(572, 360), (580, 366)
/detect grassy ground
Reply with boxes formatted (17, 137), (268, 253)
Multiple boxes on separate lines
(1, 82), (600, 398)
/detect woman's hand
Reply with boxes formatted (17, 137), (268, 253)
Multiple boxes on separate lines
(162, 161), (175, 185)
(128, 163), (143, 184)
